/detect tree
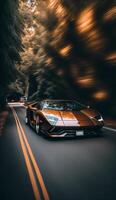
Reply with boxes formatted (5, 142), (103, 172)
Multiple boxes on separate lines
(20, 0), (116, 117)
(0, 0), (23, 110)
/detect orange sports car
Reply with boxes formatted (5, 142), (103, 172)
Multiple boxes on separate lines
(25, 100), (104, 137)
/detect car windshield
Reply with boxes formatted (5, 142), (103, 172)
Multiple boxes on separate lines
(43, 101), (86, 111)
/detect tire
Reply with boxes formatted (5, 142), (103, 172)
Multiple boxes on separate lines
(25, 116), (29, 125)
(35, 123), (41, 135)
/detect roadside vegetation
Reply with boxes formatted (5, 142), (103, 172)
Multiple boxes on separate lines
(0, 0), (23, 110)
(0, 0), (115, 118)
(19, 0), (116, 117)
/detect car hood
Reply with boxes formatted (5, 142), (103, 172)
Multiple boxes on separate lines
(42, 108), (100, 126)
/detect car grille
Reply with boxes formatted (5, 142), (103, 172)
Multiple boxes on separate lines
(49, 125), (102, 136)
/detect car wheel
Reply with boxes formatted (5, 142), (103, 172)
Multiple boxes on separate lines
(35, 123), (41, 135)
(25, 116), (29, 125)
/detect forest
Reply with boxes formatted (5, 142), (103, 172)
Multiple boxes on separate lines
(0, 0), (116, 117)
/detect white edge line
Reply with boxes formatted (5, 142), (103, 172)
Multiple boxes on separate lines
(103, 126), (116, 132)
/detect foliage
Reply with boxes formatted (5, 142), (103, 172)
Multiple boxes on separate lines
(20, 0), (116, 117)
(0, 0), (23, 110)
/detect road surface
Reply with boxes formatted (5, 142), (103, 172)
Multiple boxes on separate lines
(0, 103), (116, 200)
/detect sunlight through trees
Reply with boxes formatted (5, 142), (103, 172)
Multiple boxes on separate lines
(0, 0), (115, 117)
(18, 0), (116, 117)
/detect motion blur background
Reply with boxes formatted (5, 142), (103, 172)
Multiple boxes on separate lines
(0, 0), (116, 118)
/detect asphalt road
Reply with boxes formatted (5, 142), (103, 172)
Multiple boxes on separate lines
(0, 103), (116, 200)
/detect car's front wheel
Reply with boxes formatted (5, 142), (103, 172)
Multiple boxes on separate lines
(35, 123), (40, 134)
(35, 115), (41, 135)
(25, 116), (29, 125)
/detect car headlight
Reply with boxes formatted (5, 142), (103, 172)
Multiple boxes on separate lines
(95, 115), (104, 122)
(45, 115), (58, 125)
(98, 116), (104, 122)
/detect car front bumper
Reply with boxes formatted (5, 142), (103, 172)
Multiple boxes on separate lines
(47, 125), (104, 138)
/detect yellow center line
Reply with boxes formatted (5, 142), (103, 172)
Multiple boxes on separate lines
(12, 108), (41, 200)
(12, 107), (50, 200)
